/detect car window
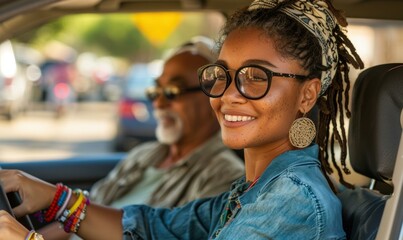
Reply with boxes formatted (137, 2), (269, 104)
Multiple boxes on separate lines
(124, 61), (163, 100)
(0, 40), (17, 83)
(347, 19), (403, 76)
(0, 11), (225, 162)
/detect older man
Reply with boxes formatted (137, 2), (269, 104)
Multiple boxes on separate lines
(91, 36), (244, 207)
(39, 37), (244, 240)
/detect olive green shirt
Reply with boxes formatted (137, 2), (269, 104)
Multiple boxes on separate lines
(90, 133), (244, 207)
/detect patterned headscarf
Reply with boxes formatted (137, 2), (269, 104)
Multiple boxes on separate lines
(248, 0), (338, 95)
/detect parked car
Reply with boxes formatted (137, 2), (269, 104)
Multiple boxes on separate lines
(0, 40), (32, 120)
(113, 61), (162, 151)
(99, 74), (124, 102)
(0, 0), (401, 239)
(38, 60), (77, 118)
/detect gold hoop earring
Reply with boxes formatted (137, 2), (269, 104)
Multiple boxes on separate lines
(289, 113), (316, 148)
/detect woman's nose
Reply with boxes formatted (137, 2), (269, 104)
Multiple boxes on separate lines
(220, 78), (246, 103)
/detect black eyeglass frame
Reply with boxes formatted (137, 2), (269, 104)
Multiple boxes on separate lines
(197, 63), (308, 100)
(145, 85), (201, 101)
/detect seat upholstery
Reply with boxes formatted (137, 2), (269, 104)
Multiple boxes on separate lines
(338, 187), (388, 239)
(338, 63), (403, 240)
(348, 63), (403, 181)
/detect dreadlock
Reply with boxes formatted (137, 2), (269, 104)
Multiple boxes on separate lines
(317, 22), (364, 189)
(218, 0), (364, 190)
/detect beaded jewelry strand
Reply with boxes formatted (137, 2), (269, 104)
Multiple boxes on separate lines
(34, 183), (90, 234)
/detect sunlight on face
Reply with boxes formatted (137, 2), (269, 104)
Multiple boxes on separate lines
(210, 27), (305, 150)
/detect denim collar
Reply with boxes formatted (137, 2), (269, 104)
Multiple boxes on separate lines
(229, 144), (320, 199)
(215, 144), (321, 235)
(257, 144), (320, 185)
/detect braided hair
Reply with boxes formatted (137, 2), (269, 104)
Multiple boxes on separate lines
(217, 0), (364, 190)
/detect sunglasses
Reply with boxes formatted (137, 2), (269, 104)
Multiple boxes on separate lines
(197, 64), (307, 100)
(145, 85), (201, 101)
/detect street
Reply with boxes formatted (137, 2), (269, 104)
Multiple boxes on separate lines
(0, 102), (118, 162)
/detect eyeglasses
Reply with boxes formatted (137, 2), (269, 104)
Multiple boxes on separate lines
(197, 64), (307, 100)
(145, 85), (201, 101)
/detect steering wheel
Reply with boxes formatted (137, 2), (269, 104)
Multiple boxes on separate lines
(0, 183), (14, 215)
(0, 183), (34, 230)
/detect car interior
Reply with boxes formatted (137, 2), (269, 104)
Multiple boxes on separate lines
(337, 63), (403, 240)
(0, 0), (402, 239)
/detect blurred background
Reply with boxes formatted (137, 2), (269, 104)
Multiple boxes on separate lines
(0, 11), (226, 161)
(0, 12), (402, 175)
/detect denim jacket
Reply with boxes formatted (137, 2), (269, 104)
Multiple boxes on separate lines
(122, 144), (346, 240)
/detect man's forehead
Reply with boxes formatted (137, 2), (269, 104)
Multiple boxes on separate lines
(155, 75), (188, 87)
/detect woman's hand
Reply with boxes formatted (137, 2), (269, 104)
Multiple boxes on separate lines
(0, 210), (29, 240)
(0, 169), (56, 218)
(0, 169), (124, 240)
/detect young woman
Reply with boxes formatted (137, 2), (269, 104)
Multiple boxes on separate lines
(0, 0), (363, 239)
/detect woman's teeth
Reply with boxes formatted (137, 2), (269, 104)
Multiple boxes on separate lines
(224, 114), (255, 122)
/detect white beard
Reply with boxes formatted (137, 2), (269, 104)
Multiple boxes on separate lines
(154, 109), (183, 144)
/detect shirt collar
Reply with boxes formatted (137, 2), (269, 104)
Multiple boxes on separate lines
(229, 144), (320, 196)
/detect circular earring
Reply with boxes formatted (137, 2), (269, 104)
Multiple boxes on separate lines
(289, 113), (316, 148)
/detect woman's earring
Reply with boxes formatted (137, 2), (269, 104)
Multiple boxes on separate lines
(289, 113), (316, 148)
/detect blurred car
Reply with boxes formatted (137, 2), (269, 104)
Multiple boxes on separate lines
(0, 1), (401, 239)
(99, 74), (124, 102)
(38, 60), (77, 118)
(113, 61), (162, 151)
(0, 40), (32, 120)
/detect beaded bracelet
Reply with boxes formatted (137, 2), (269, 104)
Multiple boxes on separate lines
(39, 183), (91, 233)
(63, 197), (88, 233)
(34, 183), (66, 223)
(44, 183), (69, 222)
(70, 190), (85, 215)
(43, 183), (64, 221)
(59, 189), (84, 221)
(72, 197), (90, 233)
(57, 189), (90, 233)
(55, 187), (72, 219)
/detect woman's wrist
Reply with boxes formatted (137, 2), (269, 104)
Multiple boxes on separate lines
(34, 183), (90, 234)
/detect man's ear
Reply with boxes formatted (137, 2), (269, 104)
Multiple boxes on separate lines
(300, 78), (321, 112)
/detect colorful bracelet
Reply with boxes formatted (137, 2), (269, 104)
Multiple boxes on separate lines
(44, 183), (68, 222)
(57, 189), (90, 233)
(34, 183), (91, 234)
(64, 200), (85, 233)
(69, 190), (84, 216)
(69, 197), (90, 233)
(35, 183), (66, 223)
(55, 187), (72, 219)
(44, 183), (63, 218)
(58, 189), (82, 222)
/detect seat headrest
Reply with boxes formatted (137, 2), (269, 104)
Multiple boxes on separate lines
(348, 63), (403, 182)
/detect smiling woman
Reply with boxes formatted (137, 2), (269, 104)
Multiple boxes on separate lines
(0, 0), (366, 239)
(0, 0), (402, 240)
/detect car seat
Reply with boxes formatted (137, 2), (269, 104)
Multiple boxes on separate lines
(337, 63), (403, 240)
